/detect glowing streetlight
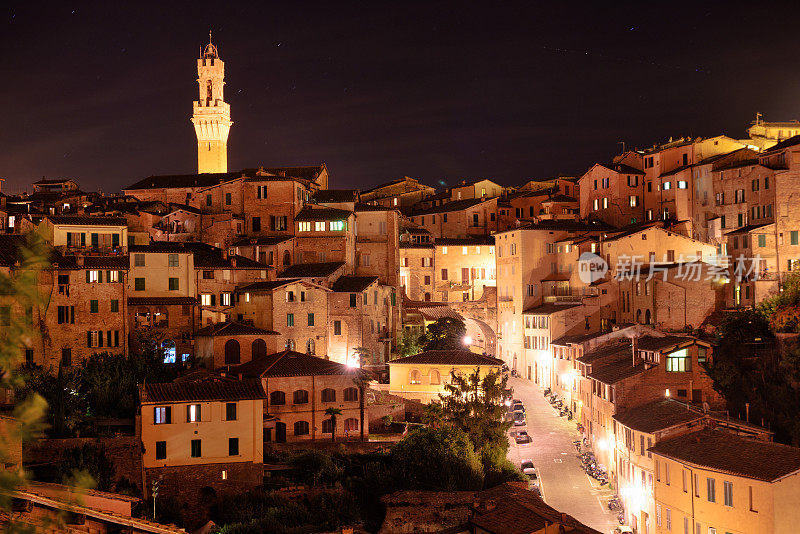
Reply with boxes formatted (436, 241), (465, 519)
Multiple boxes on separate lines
(463, 335), (472, 346)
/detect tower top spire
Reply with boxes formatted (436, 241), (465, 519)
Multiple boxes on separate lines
(203, 30), (218, 59)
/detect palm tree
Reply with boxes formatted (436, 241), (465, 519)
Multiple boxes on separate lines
(324, 407), (342, 442)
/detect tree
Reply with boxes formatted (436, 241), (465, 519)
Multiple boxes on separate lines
(390, 426), (484, 491)
(397, 329), (421, 358)
(324, 407), (342, 442)
(419, 317), (467, 351)
(0, 234), (51, 531)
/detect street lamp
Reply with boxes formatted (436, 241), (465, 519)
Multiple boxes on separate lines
(463, 335), (472, 346)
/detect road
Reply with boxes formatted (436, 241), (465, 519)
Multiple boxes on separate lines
(506, 376), (619, 534)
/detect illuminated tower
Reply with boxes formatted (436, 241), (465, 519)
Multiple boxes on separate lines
(191, 33), (232, 174)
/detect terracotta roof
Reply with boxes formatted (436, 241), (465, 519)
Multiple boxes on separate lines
(435, 236), (495, 246)
(399, 242), (435, 249)
(522, 302), (582, 315)
(278, 261), (345, 279)
(410, 198), (487, 216)
(762, 134), (800, 153)
(499, 219), (614, 233)
(472, 483), (602, 534)
(33, 178), (76, 185)
(230, 350), (354, 378)
(648, 429), (800, 482)
(128, 296), (198, 306)
(724, 222), (773, 236)
(389, 350), (504, 366)
(587, 355), (646, 384)
(129, 242), (264, 269)
(542, 194), (577, 203)
(602, 221), (665, 242)
(636, 335), (697, 352)
(141, 372), (266, 403)
(613, 399), (705, 434)
(259, 165), (326, 182)
(123, 171), (248, 191)
(596, 162), (645, 175)
(314, 189), (358, 203)
(331, 275), (379, 293)
(195, 321), (280, 337)
(293, 206), (353, 222)
(413, 306), (463, 321)
(540, 272), (572, 282)
(659, 164), (693, 178)
(45, 215), (127, 226)
(354, 202), (395, 212)
(551, 330), (610, 346)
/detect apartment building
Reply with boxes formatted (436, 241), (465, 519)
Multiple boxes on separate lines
(139, 371), (266, 510)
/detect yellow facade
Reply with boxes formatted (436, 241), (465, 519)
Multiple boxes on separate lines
(141, 398), (263, 469)
(128, 249), (196, 298)
(388, 361), (502, 402)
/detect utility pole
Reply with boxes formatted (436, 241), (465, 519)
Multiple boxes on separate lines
(152, 477), (160, 519)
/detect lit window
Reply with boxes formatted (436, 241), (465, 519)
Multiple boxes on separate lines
(200, 294), (212, 306)
(315, 221), (326, 231)
(298, 222), (311, 232)
(462, 246), (468, 255)
(187, 404), (201, 422)
(88, 270), (100, 283)
(663, 181), (671, 190)
(489, 246), (495, 254)
(107, 271), (119, 282)
(666, 348), (691, 372)
(442, 246), (448, 254)
(330, 220), (345, 231)
(154, 406), (170, 424)
(678, 181), (688, 189)
(221, 470), (228, 480)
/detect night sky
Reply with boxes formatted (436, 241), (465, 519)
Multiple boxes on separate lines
(3, 2), (800, 194)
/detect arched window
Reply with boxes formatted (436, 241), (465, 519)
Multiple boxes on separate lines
(409, 369), (422, 384)
(293, 389), (309, 404)
(306, 338), (315, 355)
(252, 338), (267, 360)
(645, 309), (651, 325)
(224, 339), (240, 364)
(424, 292), (431, 302)
(321, 418), (334, 433)
(270, 391), (285, 406)
(430, 369), (441, 385)
(285, 339), (295, 351)
(636, 309), (642, 323)
(293, 421), (309, 436)
(343, 387), (358, 402)
(321, 388), (336, 403)
(283, 251), (291, 266)
(344, 418), (359, 432)
(161, 340), (176, 364)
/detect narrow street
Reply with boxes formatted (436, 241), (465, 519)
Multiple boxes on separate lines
(506, 376), (619, 534)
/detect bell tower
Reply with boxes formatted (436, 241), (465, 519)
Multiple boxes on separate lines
(191, 33), (232, 174)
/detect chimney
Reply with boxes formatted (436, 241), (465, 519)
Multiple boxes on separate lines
(75, 254), (84, 267)
(631, 336), (639, 367)
(485, 499), (496, 511)
(560, 513), (567, 522)
(231, 257), (237, 268)
(221, 248), (228, 260)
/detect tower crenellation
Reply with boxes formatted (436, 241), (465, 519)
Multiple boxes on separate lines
(191, 32), (232, 174)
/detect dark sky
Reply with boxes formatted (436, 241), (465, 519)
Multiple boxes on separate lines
(3, 2), (800, 194)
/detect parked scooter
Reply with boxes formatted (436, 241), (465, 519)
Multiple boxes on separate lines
(543, 387), (551, 396)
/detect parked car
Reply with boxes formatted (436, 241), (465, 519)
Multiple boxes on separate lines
(613, 528), (634, 534)
(514, 430), (532, 444)
(513, 411), (526, 426)
(520, 459), (537, 477)
(512, 400), (525, 413)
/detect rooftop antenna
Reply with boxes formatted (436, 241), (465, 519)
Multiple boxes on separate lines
(618, 141), (626, 154)
(755, 112), (763, 126)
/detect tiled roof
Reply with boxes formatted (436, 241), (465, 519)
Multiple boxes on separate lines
(278, 261), (345, 279)
(230, 350), (354, 378)
(659, 164), (693, 178)
(331, 275), (378, 293)
(129, 242), (264, 269)
(236, 279), (299, 293)
(714, 159), (761, 172)
(230, 235), (293, 247)
(597, 162), (646, 175)
(313, 189), (358, 203)
(414, 306), (463, 321)
(389, 350), (504, 367)
(195, 321), (280, 337)
(636, 335), (697, 352)
(551, 330), (610, 346)
(648, 429), (800, 482)
(361, 176), (433, 194)
(409, 198), (486, 216)
(724, 222), (773, 236)
(602, 221), (665, 242)
(122, 171), (247, 191)
(45, 215), (127, 226)
(499, 219), (614, 233)
(613, 399), (705, 434)
(33, 178), (77, 185)
(141, 372), (266, 403)
(128, 296), (197, 306)
(587, 355), (646, 384)
(762, 135), (800, 154)
(260, 165), (326, 182)
(540, 272), (571, 282)
(435, 236), (495, 246)
(543, 194), (577, 203)
(522, 302), (582, 315)
(577, 339), (632, 364)
(293, 206), (353, 222)
(472, 483), (602, 534)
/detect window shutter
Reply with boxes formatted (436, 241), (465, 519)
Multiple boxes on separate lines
(106, 270), (110, 282)
(211, 294), (216, 306)
(117, 270), (123, 282)
(86, 270), (90, 283)
(153, 407), (158, 424)
(98, 270), (103, 283)
(98, 332), (103, 347)
(87, 331), (92, 347)
(67, 233), (72, 246)
(165, 406), (172, 424)
(81, 233), (86, 247)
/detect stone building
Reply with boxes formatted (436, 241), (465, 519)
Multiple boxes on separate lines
(230, 350), (362, 442)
